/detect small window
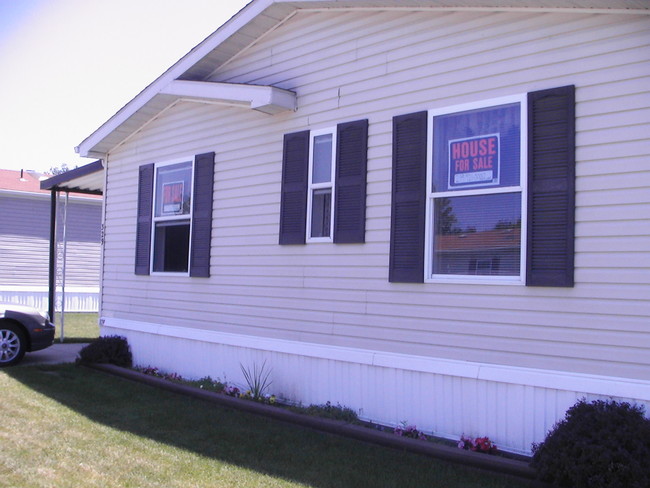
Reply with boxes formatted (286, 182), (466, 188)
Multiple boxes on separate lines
(279, 120), (368, 245)
(426, 97), (526, 282)
(152, 160), (193, 273)
(307, 129), (336, 241)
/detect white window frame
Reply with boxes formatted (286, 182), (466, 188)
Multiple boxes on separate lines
(306, 127), (337, 243)
(150, 157), (195, 276)
(425, 94), (528, 284)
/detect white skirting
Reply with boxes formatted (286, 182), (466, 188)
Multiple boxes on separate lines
(0, 286), (99, 313)
(101, 317), (650, 455)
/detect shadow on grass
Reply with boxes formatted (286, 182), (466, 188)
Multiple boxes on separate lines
(6, 364), (529, 488)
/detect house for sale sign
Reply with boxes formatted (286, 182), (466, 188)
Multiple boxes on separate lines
(448, 133), (500, 189)
(162, 181), (184, 214)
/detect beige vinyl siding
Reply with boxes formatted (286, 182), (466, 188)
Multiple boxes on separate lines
(102, 10), (650, 380)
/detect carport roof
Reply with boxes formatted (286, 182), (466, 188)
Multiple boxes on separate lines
(40, 160), (104, 195)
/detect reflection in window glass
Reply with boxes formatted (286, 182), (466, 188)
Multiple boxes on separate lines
(155, 162), (192, 217)
(432, 103), (520, 193)
(312, 134), (333, 184)
(433, 193), (521, 276)
(310, 189), (332, 238)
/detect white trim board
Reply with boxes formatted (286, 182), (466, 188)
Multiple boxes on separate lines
(102, 317), (650, 401)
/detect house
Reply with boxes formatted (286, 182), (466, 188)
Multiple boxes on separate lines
(0, 168), (102, 312)
(76, 0), (650, 454)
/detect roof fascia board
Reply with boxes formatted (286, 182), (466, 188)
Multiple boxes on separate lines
(294, 5), (649, 14)
(278, 0), (649, 12)
(159, 80), (297, 114)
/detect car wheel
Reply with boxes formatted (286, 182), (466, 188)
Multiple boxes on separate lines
(0, 322), (26, 367)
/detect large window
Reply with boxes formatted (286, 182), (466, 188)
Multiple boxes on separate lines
(307, 128), (336, 241)
(389, 85), (575, 287)
(427, 97), (525, 282)
(152, 160), (193, 273)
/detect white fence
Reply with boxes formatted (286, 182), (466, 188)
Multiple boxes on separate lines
(0, 286), (99, 313)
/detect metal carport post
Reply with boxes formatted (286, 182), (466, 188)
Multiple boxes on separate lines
(40, 160), (105, 336)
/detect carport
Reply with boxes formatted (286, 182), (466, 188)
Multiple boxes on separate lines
(40, 160), (104, 338)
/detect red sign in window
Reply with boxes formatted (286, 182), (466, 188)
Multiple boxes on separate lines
(162, 181), (184, 214)
(448, 134), (500, 189)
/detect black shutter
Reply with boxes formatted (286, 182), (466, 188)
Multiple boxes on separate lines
(190, 152), (215, 277)
(279, 130), (310, 244)
(334, 119), (368, 243)
(389, 111), (428, 283)
(135, 163), (154, 275)
(527, 85), (575, 287)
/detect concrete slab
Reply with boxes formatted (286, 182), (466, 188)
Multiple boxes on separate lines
(19, 343), (87, 366)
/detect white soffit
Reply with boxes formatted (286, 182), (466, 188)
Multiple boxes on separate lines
(76, 0), (649, 158)
(159, 80), (297, 114)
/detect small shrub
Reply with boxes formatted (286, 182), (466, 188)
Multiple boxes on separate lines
(531, 399), (650, 488)
(292, 401), (359, 423)
(77, 335), (132, 367)
(187, 376), (226, 393)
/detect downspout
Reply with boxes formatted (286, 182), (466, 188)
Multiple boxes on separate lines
(98, 156), (108, 330)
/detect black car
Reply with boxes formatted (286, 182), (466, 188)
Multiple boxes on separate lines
(0, 303), (55, 366)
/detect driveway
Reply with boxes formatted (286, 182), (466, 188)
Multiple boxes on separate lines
(19, 343), (87, 366)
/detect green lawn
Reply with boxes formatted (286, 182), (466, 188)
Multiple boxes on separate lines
(53, 312), (99, 343)
(0, 365), (530, 488)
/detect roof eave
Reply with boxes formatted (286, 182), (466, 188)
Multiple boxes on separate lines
(76, 0), (649, 158)
(76, 0), (280, 158)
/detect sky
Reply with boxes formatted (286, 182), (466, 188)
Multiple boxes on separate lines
(0, 0), (250, 174)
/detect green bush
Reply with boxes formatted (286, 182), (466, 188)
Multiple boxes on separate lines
(77, 335), (133, 367)
(531, 399), (650, 488)
(291, 401), (359, 423)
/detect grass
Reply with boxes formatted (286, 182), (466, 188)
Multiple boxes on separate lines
(53, 312), (99, 343)
(0, 364), (531, 488)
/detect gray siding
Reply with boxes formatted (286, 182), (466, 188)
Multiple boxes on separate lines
(0, 193), (101, 288)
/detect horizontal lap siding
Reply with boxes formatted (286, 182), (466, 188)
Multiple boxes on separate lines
(0, 196), (51, 287)
(0, 195), (101, 288)
(102, 10), (650, 379)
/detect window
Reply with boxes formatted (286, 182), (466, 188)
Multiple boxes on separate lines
(279, 119), (368, 245)
(426, 97), (526, 282)
(307, 128), (336, 241)
(152, 161), (193, 272)
(389, 86), (575, 287)
(135, 152), (214, 277)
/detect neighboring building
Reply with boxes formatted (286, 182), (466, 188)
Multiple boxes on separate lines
(0, 169), (101, 311)
(76, 0), (649, 454)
